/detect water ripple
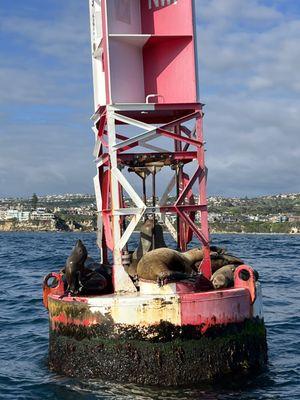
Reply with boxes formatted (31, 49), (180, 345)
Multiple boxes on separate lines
(0, 232), (299, 399)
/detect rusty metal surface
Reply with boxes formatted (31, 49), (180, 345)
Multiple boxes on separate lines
(49, 288), (252, 330)
(48, 284), (254, 332)
(180, 288), (251, 330)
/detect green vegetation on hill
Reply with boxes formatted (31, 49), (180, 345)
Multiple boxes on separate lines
(210, 221), (300, 234)
(208, 194), (300, 216)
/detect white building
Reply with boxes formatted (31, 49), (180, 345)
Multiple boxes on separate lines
(5, 210), (30, 221)
(31, 210), (55, 221)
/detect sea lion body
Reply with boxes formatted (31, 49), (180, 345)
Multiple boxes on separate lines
(83, 257), (113, 293)
(125, 219), (167, 278)
(85, 257), (112, 279)
(211, 265), (236, 290)
(137, 247), (204, 284)
(210, 253), (244, 273)
(65, 239), (88, 294)
(79, 270), (111, 295)
(211, 264), (260, 290)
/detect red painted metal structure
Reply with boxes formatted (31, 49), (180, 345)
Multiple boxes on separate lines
(46, 264), (258, 333)
(90, 0), (212, 291)
(94, 106), (211, 270)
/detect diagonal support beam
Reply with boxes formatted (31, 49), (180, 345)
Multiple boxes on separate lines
(175, 167), (204, 206)
(112, 112), (156, 131)
(112, 111), (201, 152)
(116, 132), (169, 153)
(116, 211), (145, 251)
(157, 127), (203, 148)
(176, 209), (209, 246)
(111, 168), (146, 210)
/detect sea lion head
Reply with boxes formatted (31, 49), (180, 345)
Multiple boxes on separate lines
(140, 218), (154, 240)
(210, 245), (226, 255)
(72, 239), (88, 264)
(211, 274), (227, 290)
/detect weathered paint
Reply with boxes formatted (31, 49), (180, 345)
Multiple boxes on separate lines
(47, 283), (266, 385)
(48, 281), (262, 331)
(42, 272), (65, 308)
(139, 280), (197, 295)
(234, 265), (257, 303)
(253, 282), (264, 319)
(180, 289), (251, 329)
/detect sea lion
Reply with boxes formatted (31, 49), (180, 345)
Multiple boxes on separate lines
(211, 264), (259, 290)
(210, 252), (244, 273)
(191, 245), (243, 273)
(137, 247), (205, 286)
(210, 265), (236, 290)
(125, 219), (167, 279)
(79, 270), (110, 295)
(65, 239), (87, 294)
(83, 256), (113, 293)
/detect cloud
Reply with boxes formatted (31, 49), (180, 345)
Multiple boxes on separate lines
(0, 122), (95, 196)
(196, 0), (300, 196)
(0, 0), (299, 198)
(0, 1), (95, 197)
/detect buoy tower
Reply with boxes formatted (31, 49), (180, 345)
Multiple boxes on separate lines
(43, 0), (267, 386)
(90, 0), (211, 291)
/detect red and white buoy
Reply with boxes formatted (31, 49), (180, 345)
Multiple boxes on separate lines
(43, 0), (267, 385)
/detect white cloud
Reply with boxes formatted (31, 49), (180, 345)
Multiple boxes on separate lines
(195, 0), (300, 195)
(199, 0), (282, 24)
(0, 0), (299, 197)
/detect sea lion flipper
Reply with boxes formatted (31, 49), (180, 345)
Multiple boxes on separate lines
(157, 271), (191, 287)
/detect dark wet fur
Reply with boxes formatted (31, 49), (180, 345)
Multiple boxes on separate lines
(65, 240), (88, 295)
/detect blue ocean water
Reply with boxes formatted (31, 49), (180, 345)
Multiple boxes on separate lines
(0, 232), (299, 400)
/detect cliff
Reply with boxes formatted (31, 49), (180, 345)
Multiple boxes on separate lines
(0, 218), (96, 232)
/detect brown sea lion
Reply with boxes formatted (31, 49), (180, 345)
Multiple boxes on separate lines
(83, 256), (113, 294)
(192, 246), (243, 272)
(210, 252), (244, 273)
(79, 270), (111, 295)
(65, 239), (87, 294)
(137, 247), (205, 286)
(125, 219), (167, 278)
(211, 264), (259, 290)
(210, 265), (236, 290)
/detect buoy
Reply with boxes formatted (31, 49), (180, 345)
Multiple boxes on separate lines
(43, 0), (267, 385)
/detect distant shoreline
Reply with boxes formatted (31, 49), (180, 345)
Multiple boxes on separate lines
(0, 228), (299, 236)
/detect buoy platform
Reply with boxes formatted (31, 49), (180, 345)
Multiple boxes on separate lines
(46, 269), (267, 386)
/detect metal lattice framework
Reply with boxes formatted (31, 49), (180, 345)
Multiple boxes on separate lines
(92, 103), (211, 292)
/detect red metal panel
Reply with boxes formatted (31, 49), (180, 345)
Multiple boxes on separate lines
(140, 1), (196, 103)
(141, 0), (194, 36)
(180, 289), (251, 331)
(143, 37), (197, 104)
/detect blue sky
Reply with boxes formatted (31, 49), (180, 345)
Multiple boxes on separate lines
(0, 0), (299, 197)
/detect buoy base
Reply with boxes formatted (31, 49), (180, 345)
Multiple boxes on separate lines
(49, 319), (267, 386)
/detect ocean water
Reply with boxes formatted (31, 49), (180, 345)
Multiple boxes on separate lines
(0, 232), (299, 400)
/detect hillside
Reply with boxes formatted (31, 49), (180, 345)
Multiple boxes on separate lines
(0, 193), (299, 233)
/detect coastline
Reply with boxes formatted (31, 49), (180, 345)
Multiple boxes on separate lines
(0, 228), (299, 235)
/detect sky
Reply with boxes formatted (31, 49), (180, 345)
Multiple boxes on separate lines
(0, 0), (299, 198)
